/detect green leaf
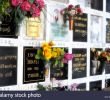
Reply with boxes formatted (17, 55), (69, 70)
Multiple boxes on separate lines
(60, 62), (64, 67)
(37, 49), (42, 55)
(54, 60), (58, 66)
(29, 0), (35, 4)
(35, 55), (40, 59)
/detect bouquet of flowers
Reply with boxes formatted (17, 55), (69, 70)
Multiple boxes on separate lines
(0, 0), (45, 23)
(60, 4), (83, 18)
(60, 4), (83, 30)
(35, 41), (73, 76)
(91, 48), (109, 62)
(35, 41), (73, 66)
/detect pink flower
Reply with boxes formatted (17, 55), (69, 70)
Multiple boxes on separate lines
(70, 83), (78, 91)
(35, 0), (45, 9)
(68, 4), (74, 11)
(64, 53), (73, 60)
(31, 4), (36, 11)
(32, 8), (41, 17)
(11, 0), (20, 7)
(31, 4), (41, 17)
(21, 1), (31, 11)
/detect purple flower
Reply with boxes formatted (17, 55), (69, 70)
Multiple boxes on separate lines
(70, 83), (78, 91)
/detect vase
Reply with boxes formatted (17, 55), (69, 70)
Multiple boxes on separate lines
(92, 60), (100, 75)
(45, 62), (51, 77)
(92, 60), (105, 75)
(69, 17), (74, 30)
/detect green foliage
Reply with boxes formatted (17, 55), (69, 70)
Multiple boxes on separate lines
(37, 84), (46, 91)
(29, 0), (35, 4)
(0, 0), (10, 16)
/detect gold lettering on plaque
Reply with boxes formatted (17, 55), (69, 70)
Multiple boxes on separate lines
(26, 18), (41, 37)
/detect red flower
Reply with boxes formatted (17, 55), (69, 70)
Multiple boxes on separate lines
(32, 8), (41, 17)
(63, 53), (73, 64)
(31, 4), (36, 11)
(11, 0), (20, 7)
(35, 0), (45, 9)
(76, 7), (82, 13)
(68, 4), (74, 11)
(21, 1), (31, 11)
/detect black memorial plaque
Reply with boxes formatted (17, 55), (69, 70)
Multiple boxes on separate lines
(0, 47), (17, 86)
(105, 62), (110, 74)
(23, 47), (45, 84)
(72, 49), (87, 79)
(90, 81), (102, 91)
(105, 48), (110, 74)
(106, 0), (110, 12)
(105, 79), (110, 88)
(0, 15), (18, 38)
(50, 48), (68, 80)
(106, 19), (110, 43)
(73, 13), (87, 42)
(91, 0), (103, 11)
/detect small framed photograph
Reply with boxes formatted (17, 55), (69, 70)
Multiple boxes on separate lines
(47, 3), (70, 41)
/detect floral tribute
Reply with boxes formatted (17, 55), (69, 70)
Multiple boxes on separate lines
(91, 48), (110, 63)
(60, 4), (83, 30)
(0, 0), (45, 23)
(11, 0), (45, 17)
(35, 41), (73, 66)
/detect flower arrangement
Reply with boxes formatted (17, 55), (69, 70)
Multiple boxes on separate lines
(60, 4), (83, 30)
(0, 0), (45, 23)
(35, 41), (73, 76)
(60, 4), (83, 18)
(91, 48), (110, 74)
(35, 41), (73, 65)
(91, 48), (110, 63)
